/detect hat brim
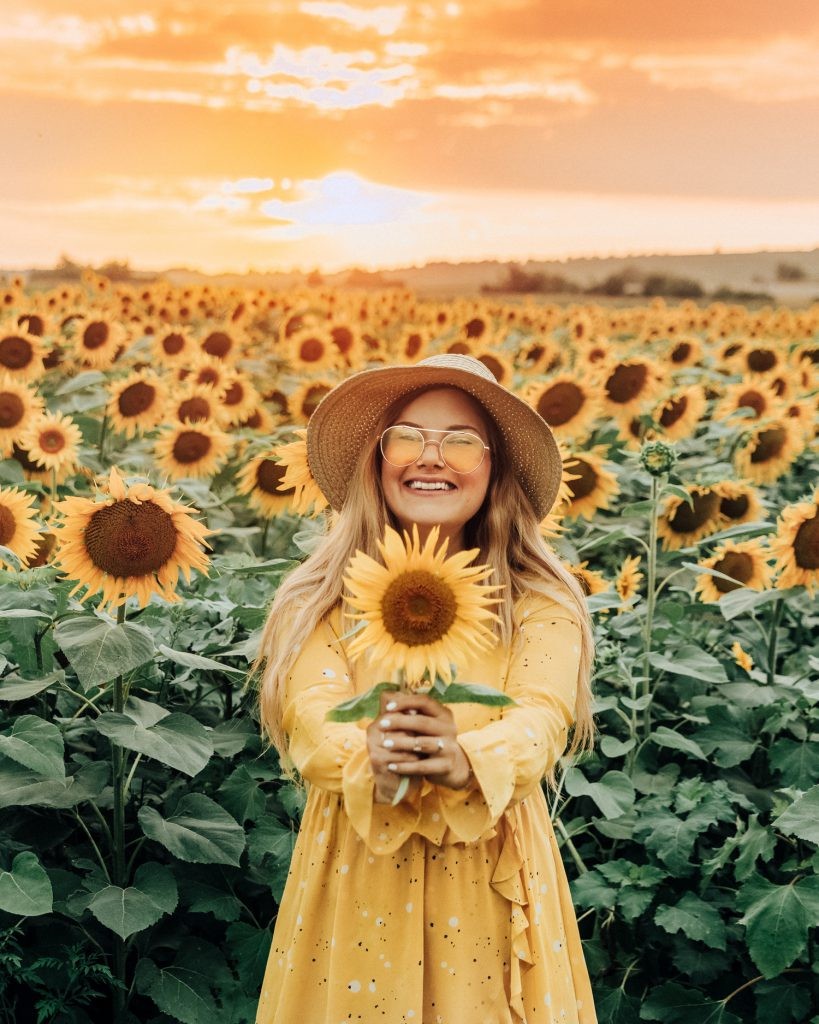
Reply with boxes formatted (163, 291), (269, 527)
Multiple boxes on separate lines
(306, 362), (562, 521)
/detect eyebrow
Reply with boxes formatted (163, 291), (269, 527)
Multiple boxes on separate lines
(398, 420), (484, 433)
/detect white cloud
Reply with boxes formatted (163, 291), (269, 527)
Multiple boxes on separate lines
(299, 2), (407, 36)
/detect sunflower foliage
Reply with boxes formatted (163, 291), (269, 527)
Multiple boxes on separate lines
(0, 281), (818, 1023)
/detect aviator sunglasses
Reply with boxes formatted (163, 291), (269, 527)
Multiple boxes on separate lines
(379, 425), (490, 475)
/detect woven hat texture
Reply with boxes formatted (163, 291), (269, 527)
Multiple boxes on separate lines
(306, 353), (562, 520)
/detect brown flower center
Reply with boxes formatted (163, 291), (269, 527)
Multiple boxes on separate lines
(118, 381), (156, 417)
(565, 459), (597, 501)
(712, 551), (754, 593)
(736, 390), (766, 417)
(196, 367), (220, 387)
(243, 410), (262, 429)
(82, 322), (109, 350)
(11, 444), (40, 472)
(302, 385), (330, 419)
(668, 489), (721, 532)
(659, 395), (688, 428)
(536, 382), (584, 426)
(721, 493), (749, 519)
(478, 354), (505, 381)
(162, 332), (185, 355)
(0, 504), (16, 545)
(747, 348), (777, 373)
(27, 531), (57, 568)
(264, 388), (288, 414)
(670, 342), (692, 364)
(405, 333), (423, 358)
(605, 363), (649, 404)
(39, 429), (66, 454)
(84, 499), (178, 577)
(19, 314), (45, 336)
(0, 391), (24, 429)
(380, 570), (457, 646)
(0, 335), (34, 369)
(256, 460), (294, 495)
(751, 427), (787, 463)
(223, 381), (244, 407)
(172, 430), (212, 464)
(447, 341), (472, 355)
(464, 318), (486, 339)
(793, 513), (819, 570)
(177, 396), (212, 423)
(331, 326), (354, 354)
(298, 336), (325, 363)
(202, 331), (232, 358)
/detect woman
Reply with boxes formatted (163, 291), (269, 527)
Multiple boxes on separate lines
(255, 354), (597, 1023)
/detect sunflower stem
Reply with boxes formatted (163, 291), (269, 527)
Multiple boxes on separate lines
(98, 412), (109, 467)
(641, 475), (660, 739)
(50, 466), (58, 509)
(111, 602), (127, 1022)
(261, 517), (271, 557)
(766, 597), (784, 686)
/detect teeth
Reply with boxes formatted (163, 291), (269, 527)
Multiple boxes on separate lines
(407, 481), (454, 491)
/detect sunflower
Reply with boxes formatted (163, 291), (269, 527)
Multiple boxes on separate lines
(343, 523), (501, 688)
(237, 404), (278, 433)
(394, 325), (430, 363)
(262, 385), (291, 421)
(217, 372), (261, 426)
(107, 371), (168, 438)
(26, 530), (58, 568)
(665, 335), (702, 369)
(768, 485), (819, 594)
(0, 486), (40, 567)
(270, 429), (328, 516)
(0, 374), (43, 451)
(167, 383), (222, 425)
(54, 466), (212, 611)
(18, 412), (82, 474)
(474, 349), (514, 388)
(731, 641), (753, 673)
(733, 418), (804, 485)
(714, 480), (766, 527)
(657, 485), (724, 551)
(154, 422), (232, 481)
(525, 373), (602, 442)
(615, 555), (643, 609)
(694, 538), (773, 603)
(186, 354), (230, 394)
(559, 448), (620, 521)
(287, 377), (335, 423)
(73, 315), (125, 369)
(328, 321), (363, 366)
(152, 325), (197, 367)
(235, 453), (296, 517)
(564, 559), (610, 597)
(715, 379), (781, 423)
(0, 320), (45, 381)
(601, 357), (664, 419)
(199, 323), (244, 363)
(653, 385), (707, 441)
(740, 344), (784, 377)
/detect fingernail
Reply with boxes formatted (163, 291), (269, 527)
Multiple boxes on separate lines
(383, 738), (394, 748)
(387, 762), (398, 772)
(379, 718), (390, 728)
(385, 700), (398, 711)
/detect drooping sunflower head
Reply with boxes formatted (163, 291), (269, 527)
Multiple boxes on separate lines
(343, 524), (501, 687)
(54, 466), (212, 611)
(0, 485), (41, 568)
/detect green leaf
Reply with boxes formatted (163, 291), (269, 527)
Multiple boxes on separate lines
(651, 727), (708, 761)
(600, 735), (636, 758)
(0, 671), (63, 701)
(183, 881), (241, 922)
(54, 615), (155, 688)
(95, 706), (212, 777)
(649, 646), (727, 683)
(563, 768), (635, 819)
(654, 893), (727, 950)
(325, 682), (399, 722)
(754, 977), (811, 1024)
(210, 719), (256, 757)
(596, 985), (642, 1023)
(218, 765), (267, 824)
(635, 812), (701, 874)
(437, 681), (516, 706)
(737, 874), (819, 977)
(0, 851), (53, 916)
(717, 588), (798, 621)
(0, 758), (107, 809)
(734, 815), (776, 881)
(247, 815), (297, 867)
(138, 794), (245, 866)
(769, 739), (819, 789)
(773, 784), (819, 844)
(135, 955), (221, 1024)
(157, 644), (247, 678)
(87, 862), (178, 940)
(641, 982), (741, 1024)
(225, 922), (272, 994)
(0, 715), (65, 778)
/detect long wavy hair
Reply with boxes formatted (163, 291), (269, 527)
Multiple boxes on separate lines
(255, 387), (596, 783)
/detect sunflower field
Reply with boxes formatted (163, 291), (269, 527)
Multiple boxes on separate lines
(0, 273), (817, 1023)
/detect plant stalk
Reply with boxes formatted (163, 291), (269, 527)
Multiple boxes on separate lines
(766, 597), (784, 686)
(111, 603), (127, 1022)
(641, 475), (660, 739)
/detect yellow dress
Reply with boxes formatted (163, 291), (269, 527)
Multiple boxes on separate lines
(255, 593), (597, 1024)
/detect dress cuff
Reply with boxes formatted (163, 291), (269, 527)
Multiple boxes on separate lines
(341, 745), (423, 855)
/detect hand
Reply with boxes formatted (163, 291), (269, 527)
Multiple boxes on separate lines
(366, 690), (473, 801)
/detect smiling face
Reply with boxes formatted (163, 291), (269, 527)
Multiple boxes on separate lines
(380, 387), (492, 552)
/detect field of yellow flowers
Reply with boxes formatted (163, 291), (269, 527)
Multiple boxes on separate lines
(0, 274), (817, 1023)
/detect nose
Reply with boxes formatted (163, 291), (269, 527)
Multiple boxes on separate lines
(415, 438), (445, 467)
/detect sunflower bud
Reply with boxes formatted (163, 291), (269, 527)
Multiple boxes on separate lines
(640, 440), (677, 477)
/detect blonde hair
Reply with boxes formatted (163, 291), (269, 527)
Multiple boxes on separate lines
(254, 388), (595, 782)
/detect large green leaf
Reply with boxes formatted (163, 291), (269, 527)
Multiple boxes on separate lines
(737, 874), (819, 977)
(0, 851), (53, 916)
(0, 715), (64, 778)
(138, 794), (245, 865)
(773, 784), (819, 844)
(641, 982), (741, 1023)
(0, 758), (107, 809)
(325, 682), (399, 722)
(54, 615), (155, 688)
(247, 815), (297, 866)
(134, 942), (230, 1024)
(157, 644), (247, 678)
(635, 812), (701, 875)
(654, 892), (727, 950)
(87, 862), (178, 940)
(95, 705), (212, 777)
(717, 587), (799, 621)
(217, 765), (267, 824)
(649, 646), (727, 683)
(768, 739), (819, 789)
(0, 671), (63, 702)
(734, 815), (776, 881)
(563, 768), (635, 819)
(651, 727), (708, 762)
(225, 922), (273, 994)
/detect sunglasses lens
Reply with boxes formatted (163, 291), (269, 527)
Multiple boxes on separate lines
(381, 426), (423, 466)
(441, 432), (486, 473)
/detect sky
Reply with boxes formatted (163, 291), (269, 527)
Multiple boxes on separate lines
(2, 0), (819, 273)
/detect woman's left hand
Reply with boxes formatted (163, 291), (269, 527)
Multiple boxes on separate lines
(375, 690), (473, 791)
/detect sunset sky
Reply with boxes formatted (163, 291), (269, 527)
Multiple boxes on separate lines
(2, 0), (819, 273)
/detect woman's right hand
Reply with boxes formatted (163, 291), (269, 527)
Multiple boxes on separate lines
(366, 690), (422, 803)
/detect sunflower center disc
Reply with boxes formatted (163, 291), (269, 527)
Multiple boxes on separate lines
(85, 499), (178, 577)
(39, 429), (66, 453)
(751, 428), (786, 463)
(605, 363), (648, 404)
(119, 381), (156, 416)
(177, 397), (211, 423)
(0, 505), (16, 545)
(302, 386), (330, 418)
(202, 331), (231, 358)
(162, 333), (185, 355)
(669, 489), (720, 532)
(721, 494), (749, 519)
(747, 349), (777, 373)
(381, 570), (458, 647)
(566, 459), (597, 501)
(671, 343), (692, 363)
(794, 515), (819, 570)
(83, 322), (109, 349)
(737, 390), (765, 417)
(659, 396), (687, 428)
(0, 335), (34, 370)
(331, 327), (354, 353)
(173, 430), (212, 464)
(257, 460), (294, 495)
(299, 337), (324, 362)
(713, 552), (753, 593)
(223, 382), (243, 406)
(537, 382), (584, 426)
(0, 392), (24, 428)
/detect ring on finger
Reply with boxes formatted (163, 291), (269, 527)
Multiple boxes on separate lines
(436, 737), (445, 751)
(412, 740), (422, 753)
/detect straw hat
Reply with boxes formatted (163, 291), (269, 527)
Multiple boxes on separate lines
(306, 354), (562, 520)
